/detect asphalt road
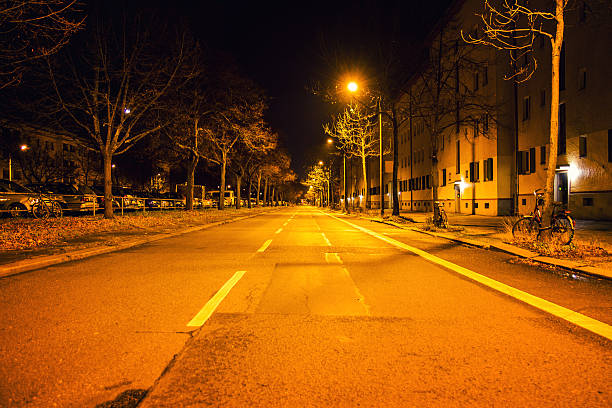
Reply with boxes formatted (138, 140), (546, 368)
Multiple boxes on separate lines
(1, 207), (611, 407)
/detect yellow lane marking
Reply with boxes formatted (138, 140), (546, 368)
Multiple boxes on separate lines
(257, 239), (273, 253)
(324, 212), (612, 341)
(325, 253), (343, 264)
(275, 228), (283, 234)
(342, 267), (371, 316)
(187, 271), (246, 327)
(321, 232), (332, 246)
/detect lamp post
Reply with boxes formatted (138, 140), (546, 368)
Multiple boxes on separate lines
(8, 144), (29, 181)
(347, 81), (384, 217)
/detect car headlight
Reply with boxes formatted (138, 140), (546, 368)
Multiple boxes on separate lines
(29, 197), (40, 204)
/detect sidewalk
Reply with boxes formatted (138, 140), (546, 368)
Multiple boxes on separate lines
(359, 210), (612, 280)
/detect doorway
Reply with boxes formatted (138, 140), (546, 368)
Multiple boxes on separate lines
(454, 184), (461, 213)
(554, 171), (569, 205)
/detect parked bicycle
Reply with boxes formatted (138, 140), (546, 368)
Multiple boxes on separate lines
(433, 201), (448, 229)
(512, 189), (574, 245)
(30, 194), (64, 219)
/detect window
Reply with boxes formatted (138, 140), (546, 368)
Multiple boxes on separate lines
(426, 175), (431, 189)
(529, 147), (536, 173)
(579, 68), (587, 90)
(469, 161), (479, 182)
(522, 198), (527, 206)
(583, 197), (593, 206)
(609, 129), (612, 162)
(482, 64), (488, 86)
(523, 96), (531, 121)
(560, 42), (566, 91)
(456, 140), (460, 174)
(483, 158), (493, 181)
(518, 151), (529, 175)
(442, 169), (446, 186)
(579, 135), (587, 157)
(540, 145), (546, 164)
(484, 202), (490, 209)
(422, 175), (426, 190)
(540, 89), (546, 107)
(559, 103), (566, 154)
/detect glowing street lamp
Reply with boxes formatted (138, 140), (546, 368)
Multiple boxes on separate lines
(8, 144), (29, 181)
(347, 80), (384, 216)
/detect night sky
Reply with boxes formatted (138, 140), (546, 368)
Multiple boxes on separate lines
(175, 0), (454, 177)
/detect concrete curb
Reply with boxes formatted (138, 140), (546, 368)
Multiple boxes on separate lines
(359, 216), (612, 281)
(0, 210), (273, 279)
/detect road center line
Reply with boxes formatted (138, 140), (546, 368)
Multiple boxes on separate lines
(275, 228), (283, 234)
(321, 232), (332, 246)
(187, 271), (246, 327)
(324, 212), (612, 341)
(257, 239), (273, 253)
(325, 252), (343, 264)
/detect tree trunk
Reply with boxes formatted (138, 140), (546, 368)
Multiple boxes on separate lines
(391, 109), (400, 216)
(219, 155), (226, 210)
(235, 174), (242, 209)
(343, 153), (349, 213)
(103, 151), (113, 219)
(247, 178), (253, 208)
(272, 186), (276, 206)
(543, 1), (565, 227)
(185, 155), (198, 210)
(361, 152), (368, 212)
(263, 177), (268, 206)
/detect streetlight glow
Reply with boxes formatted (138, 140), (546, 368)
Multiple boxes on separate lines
(347, 81), (358, 93)
(20, 144), (29, 151)
(318, 161), (323, 166)
(327, 138), (333, 144)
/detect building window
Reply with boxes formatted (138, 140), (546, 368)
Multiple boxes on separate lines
(522, 198), (527, 206)
(426, 175), (431, 189)
(540, 145), (546, 164)
(483, 158), (493, 181)
(482, 64), (488, 86)
(579, 135), (587, 157)
(579, 68), (587, 90)
(583, 197), (593, 206)
(456, 140), (460, 174)
(518, 150), (529, 175)
(540, 89), (546, 107)
(469, 161), (479, 182)
(484, 202), (490, 209)
(529, 147), (536, 173)
(442, 168), (446, 186)
(559, 103), (566, 155)
(523, 96), (530, 121)
(609, 129), (612, 162)
(560, 42), (566, 91)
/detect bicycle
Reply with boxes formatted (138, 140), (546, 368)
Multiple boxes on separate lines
(30, 194), (63, 219)
(512, 189), (574, 245)
(432, 201), (448, 229)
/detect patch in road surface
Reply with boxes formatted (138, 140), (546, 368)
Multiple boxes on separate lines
(255, 263), (370, 316)
(139, 313), (612, 408)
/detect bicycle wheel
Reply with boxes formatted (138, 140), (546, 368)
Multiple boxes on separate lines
(50, 201), (63, 218)
(551, 216), (574, 245)
(441, 212), (448, 228)
(31, 202), (50, 219)
(512, 217), (538, 241)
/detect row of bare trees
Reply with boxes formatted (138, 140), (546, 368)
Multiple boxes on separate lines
(1, 4), (295, 218)
(319, 0), (578, 224)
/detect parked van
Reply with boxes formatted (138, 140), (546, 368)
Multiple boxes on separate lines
(207, 190), (235, 207)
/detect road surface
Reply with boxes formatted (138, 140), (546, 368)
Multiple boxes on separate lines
(1, 207), (611, 407)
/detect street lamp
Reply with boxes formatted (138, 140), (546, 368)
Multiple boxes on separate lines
(8, 144), (29, 181)
(348, 81), (384, 216)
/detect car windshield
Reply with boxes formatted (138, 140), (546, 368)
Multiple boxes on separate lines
(46, 184), (79, 194)
(77, 185), (96, 195)
(0, 180), (34, 193)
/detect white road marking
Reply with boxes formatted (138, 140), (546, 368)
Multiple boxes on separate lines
(257, 239), (273, 253)
(324, 212), (612, 341)
(283, 222), (288, 227)
(342, 267), (371, 316)
(321, 232), (332, 246)
(275, 228), (283, 234)
(187, 271), (246, 327)
(325, 253), (343, 264)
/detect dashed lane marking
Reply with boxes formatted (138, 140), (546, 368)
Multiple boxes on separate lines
(257, 239), (273, 253)
(325, 252), (343, 264)
(321, 232), (332, 246)
(323, 211), (612, 341)
(187, 271), (246, 327)
(275, 228), (283, 234)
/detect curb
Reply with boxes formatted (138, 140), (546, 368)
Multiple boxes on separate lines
(0, 210), (272, 279)
(361, 216), (612, 281)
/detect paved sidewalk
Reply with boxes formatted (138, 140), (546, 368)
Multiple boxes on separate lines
(353, 209), (612, 281)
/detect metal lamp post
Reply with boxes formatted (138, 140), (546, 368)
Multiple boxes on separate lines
(8, 144), (29, 181)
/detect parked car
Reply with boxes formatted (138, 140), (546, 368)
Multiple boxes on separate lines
(0, 179), (64, 218)
(27, 182), (97, 213)
(91, 186), (120, 209)
(163, 192), (186, 208)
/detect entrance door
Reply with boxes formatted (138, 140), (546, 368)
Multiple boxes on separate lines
(554, 171), (569, 205)
(454, 184), (461, 213)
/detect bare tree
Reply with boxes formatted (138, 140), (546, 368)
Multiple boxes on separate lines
(0, 0), (85, 89)
(47, 11), (191, 218)
(324, 103), (381, 212)
(464, 0), (569, 224)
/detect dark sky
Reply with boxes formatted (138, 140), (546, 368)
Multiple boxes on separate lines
(182, 0), (454, 177)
